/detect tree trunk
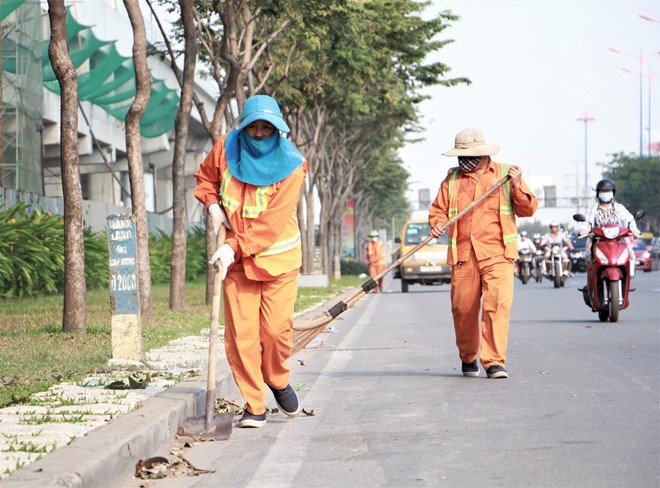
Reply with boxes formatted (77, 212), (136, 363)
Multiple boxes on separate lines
(169, 0), (197, 311)
(47, 0), (87, 333)
(123, 0), (153, 319)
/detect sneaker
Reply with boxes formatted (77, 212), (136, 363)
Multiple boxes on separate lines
(486, 365), (508, 379)
(268, 384), (301, 417)
(461, 360), (479, 377)
(238, 411), (267, 428)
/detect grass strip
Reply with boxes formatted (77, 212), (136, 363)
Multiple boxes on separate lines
(0, 275), (364, 407)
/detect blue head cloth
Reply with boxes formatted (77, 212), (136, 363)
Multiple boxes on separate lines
(238, 95), (290, 133)
(226, 96), (303, 186)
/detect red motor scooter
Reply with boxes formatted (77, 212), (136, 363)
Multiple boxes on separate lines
(573, 211), (644, 322)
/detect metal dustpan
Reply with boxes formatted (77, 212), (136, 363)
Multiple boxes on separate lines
(178, 411), (233, 441)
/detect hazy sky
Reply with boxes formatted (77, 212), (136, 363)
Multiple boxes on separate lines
(399, 0), (660, 220)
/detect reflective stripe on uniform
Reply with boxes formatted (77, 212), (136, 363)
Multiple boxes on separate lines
(448, 170), (459, 218)
(220, 168), (240, 211)
(256, 231), (301, 257)
(500, 164), (513, 215)
(242, 186), (270, 218)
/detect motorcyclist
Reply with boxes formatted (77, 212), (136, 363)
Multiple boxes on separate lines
(515, 231), (536, 277)
(517, 231), (537, 253)
(579, 178), (640, 276)
(540, 221), (573, 275)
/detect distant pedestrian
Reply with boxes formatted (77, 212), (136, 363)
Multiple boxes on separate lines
(365, 230), (386, 292)
(428, 128), (537, 379)
(194, 95), (306, 428)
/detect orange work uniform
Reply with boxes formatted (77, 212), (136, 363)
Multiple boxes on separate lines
(365, 239), (386, 291)
(194, 134), (308, 415)
(428, 160), (537, 369)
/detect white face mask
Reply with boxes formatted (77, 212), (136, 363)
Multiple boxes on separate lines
(598, 191), (614, 203)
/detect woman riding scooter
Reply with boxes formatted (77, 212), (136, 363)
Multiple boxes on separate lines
(579, 178), (640, 276)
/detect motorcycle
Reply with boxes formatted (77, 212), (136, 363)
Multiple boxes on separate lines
(517, 248), (533, 284)
(533, 248), (544, 282)
(544, 243), (567, 288)
(573, 211), (644, 322)
(568, 238), (587, 273)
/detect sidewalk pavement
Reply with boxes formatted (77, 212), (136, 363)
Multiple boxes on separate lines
(0, 292), (344, 488)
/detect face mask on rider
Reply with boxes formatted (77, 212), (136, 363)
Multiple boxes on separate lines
(458, 156), (481, 173)
(598, 191), (614, 203)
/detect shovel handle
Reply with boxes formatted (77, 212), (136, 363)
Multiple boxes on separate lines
(205, 226), (226, 431)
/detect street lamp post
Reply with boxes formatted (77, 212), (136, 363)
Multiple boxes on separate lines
(577, 111), (594, 190)
(639, 14), (660, 23)
(609, 47), (660, 157)
(622, 67), (660, 157)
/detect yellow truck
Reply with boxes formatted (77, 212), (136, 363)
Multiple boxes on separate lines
(393, 216), (451, 293)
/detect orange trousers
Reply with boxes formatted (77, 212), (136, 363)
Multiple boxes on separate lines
(369, 263), (385, 291)
(223, 267), (297, 415)
(449, 253), (514, 369)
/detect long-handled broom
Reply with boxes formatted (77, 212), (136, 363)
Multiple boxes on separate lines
(291, 174), (512, 355)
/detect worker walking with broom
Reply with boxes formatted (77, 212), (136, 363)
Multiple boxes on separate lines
(194, 95), (306, 428)
(365, 230), (386, 292)
(429, 128), (537, 379)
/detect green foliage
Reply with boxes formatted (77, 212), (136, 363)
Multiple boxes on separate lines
(0, 204), (207, 297)
(148, 226), (208, 284)
(148, 230), (173, 284)
(0, 204), (63, 297)
(0, 204), (110, 297)
(184, 226), (208, 281)
(84, 228), (109, 290)
(601, 153), (660, 233)
(340, 258), (368, 276)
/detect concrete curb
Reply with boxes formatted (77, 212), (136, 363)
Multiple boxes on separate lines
(1, 361), (234, 488)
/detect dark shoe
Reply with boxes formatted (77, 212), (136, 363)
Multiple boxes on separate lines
(238, 410), (267, 428)
(461, 360), (479, 377)
(268, 384), (301, 417)
(486, 365), (509, 379)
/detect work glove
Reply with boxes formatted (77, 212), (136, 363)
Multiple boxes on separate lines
(209, 243), (235, 280)
(208, 203), (231, 235)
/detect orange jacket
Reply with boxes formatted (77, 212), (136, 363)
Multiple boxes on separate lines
(365, 240), (386, 266)
(193, 134), (308, 280)
(429, 160), (537, 265)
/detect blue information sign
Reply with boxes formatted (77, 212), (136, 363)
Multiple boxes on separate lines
(107, 214), (140, 315)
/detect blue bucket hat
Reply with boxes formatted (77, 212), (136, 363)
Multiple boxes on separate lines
(238, 95), (290, 133)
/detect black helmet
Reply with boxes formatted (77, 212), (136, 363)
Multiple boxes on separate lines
(596, 178), (616, 195)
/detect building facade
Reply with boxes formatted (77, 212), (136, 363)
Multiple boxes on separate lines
(1, 0), (216, 233)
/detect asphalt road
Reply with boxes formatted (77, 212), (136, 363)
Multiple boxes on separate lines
(124, 271), (660, 488)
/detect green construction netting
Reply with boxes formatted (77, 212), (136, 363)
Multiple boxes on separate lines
(0, 0), (28, 22)
(3, 5), (178, 137)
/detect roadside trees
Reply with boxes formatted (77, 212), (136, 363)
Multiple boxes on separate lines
(46, 0), (87, 332)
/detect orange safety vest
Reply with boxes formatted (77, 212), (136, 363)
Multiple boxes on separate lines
(195, 135), (307, 280)
(446, 163), (519, 264)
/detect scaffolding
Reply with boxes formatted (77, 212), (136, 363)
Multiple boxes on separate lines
(0, 1), (43, 193)
(0, 0), (43, 194)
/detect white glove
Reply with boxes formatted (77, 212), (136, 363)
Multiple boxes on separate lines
(208, 203), (232, 234)
(209, 243), (235, 280)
